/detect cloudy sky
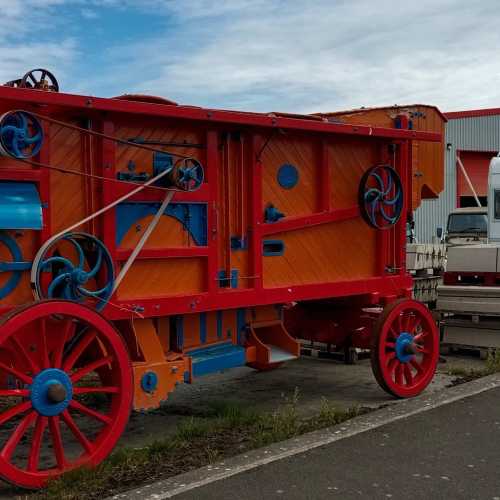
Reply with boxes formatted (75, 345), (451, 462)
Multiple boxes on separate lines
(0, 0), (498, 114)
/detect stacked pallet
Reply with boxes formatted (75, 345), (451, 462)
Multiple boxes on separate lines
(407, 243), (446, 305)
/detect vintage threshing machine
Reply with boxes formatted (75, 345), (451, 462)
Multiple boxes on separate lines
(0, 71), (444, 488)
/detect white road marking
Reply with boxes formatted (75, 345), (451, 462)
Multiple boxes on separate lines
(110, 373), (500, 500)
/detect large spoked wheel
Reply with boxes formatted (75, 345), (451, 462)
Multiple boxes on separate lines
(0, 300), (132, 489)
(371, 299), (439, 398)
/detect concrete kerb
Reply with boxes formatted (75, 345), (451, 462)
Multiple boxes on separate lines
(109, 373), (500, 500)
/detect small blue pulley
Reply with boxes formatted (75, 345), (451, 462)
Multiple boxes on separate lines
(0, 111), (44, 159)
(171, 158), (204, 191)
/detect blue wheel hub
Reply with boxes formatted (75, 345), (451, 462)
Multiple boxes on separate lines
(30, 368), (73, 416)
(395, 332), (415, 363)
(141, 371), (158, 393)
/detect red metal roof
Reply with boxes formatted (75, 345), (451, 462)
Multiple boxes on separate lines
(445, 108), (500, 119)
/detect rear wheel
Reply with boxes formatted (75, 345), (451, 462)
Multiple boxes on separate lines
(371, 299), (439, 398)
(0, 300), (132, 489)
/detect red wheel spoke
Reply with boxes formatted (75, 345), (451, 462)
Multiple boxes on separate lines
(53, 320), (76, 369)
(69, 400), (112, 425)
(39, 319), (50, 370)
(385, 342), (396, 349)
(0, 389), (29, 397)
(9, 335), (40, 375)
(409, 318), (422, 335)
(73, 386), (119, 395)
(410, 358), (423, 374)
(27, 415), (47, 472)
(403, 363), (413, 387)
(0, 400), (31, 426)
(416, 346), (430, 355)
(63, 330), (98, 372)
(70, 355), (114, 384)
(1, 411), (36, 460)
(388, 327), (399, 340)
(61, 410), (95, 454)
(49, 416), (66, 469)
(387, 358), (398, 374)
(414, 331), (428, 342)
(0, 361), (32, 385)
(395, 363), (403, 386)
(403, 313), (412, 333)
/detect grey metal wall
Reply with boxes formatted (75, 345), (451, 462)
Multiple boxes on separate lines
(414, 114), (500, 242)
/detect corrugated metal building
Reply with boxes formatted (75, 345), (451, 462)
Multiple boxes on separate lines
(415, 108), (500, 242)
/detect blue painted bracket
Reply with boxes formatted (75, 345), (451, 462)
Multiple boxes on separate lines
(0, 232), (32, 299)
(218, 269), (238, 288)
(188, 342), (246, 378)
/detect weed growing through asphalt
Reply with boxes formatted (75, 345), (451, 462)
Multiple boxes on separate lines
(446, 349), (500, 381)
(35, 390), (363, 500)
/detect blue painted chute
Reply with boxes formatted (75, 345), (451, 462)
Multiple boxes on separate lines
(0, 182), (42, 229)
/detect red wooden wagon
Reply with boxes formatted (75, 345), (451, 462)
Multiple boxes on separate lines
(0, 70), (444, 488)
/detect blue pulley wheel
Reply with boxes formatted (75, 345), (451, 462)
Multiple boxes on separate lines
(358, 164), (403, 230)
(35, 232), (114, 310)
(0, 111), (44, 159)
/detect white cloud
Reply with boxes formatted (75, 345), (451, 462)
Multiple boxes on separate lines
(0, 0), (499, 114)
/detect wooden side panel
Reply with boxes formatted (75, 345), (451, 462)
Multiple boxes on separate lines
(328, 137), (379, 209)
(49, 123), (87, 232)
(263, 219), (377, 287)
(322, 105), (445, 210)
(117, 258), (206, 299)
(261, 134), (319, 217)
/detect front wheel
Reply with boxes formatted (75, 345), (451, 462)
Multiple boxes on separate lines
(0, 300), (132, 489)
(371, 299), (439, 398)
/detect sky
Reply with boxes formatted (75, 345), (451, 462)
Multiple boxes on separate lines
(0, 0), (499, 114)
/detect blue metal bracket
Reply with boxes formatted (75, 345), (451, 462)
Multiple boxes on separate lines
(218, 269), (239, 288)
(264, 204), (285, 223)
(230, 236), (247, 250)
(0, 232), (32, 299)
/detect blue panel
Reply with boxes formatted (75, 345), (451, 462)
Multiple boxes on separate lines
(216, 310), (223, 339)
(115, 202), (207, 246)
(230, 269), (238, 289)
(277, 164), (299, 189)
(199, 312), (207, 344)
(263, 239), (285, 256)
(188, 342), (246, 377)
(236, 308), (246, 344)
(176, 316), (184, 350)
(0, 182), (42, 229)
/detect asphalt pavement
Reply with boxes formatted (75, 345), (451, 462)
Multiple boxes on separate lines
(175, 386), (500, 500)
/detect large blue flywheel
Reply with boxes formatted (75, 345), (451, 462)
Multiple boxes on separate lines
(358, 164), (403, 230)
(34, 233), (114, 310)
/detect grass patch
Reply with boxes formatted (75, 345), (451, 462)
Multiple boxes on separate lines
(447, 349), (500, 384)
(32, 392), (365, 500)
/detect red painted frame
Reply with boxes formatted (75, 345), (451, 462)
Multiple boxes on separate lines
(0, 87), (440, 319)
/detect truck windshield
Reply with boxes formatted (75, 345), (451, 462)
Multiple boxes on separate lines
(447, 213), (488, 233)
